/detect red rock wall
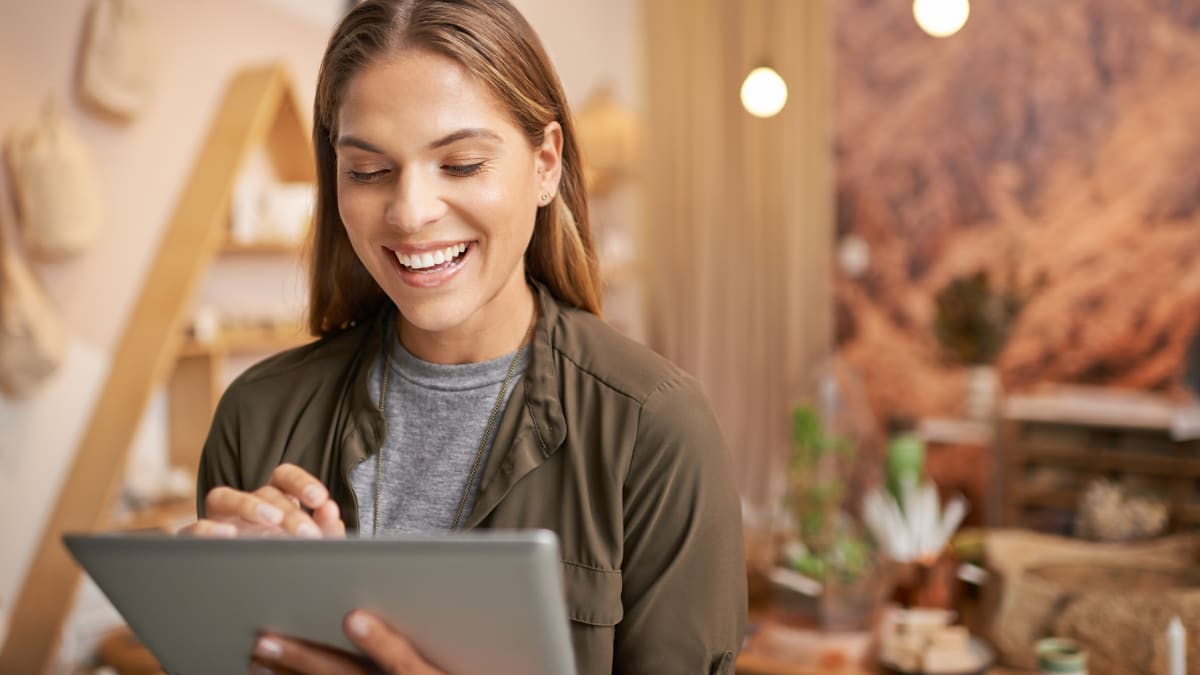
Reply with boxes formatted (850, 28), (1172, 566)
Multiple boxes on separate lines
(834, 0), (1200, 424)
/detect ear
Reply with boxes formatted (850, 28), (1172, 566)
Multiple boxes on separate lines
(534, 121), (564, 200)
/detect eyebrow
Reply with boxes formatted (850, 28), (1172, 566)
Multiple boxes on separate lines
(335, 128), (503, 153)
(428, 128), (503, 149)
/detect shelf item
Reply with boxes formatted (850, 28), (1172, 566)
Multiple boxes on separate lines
(179, 322), (309, 357)
(0, 63), (314, 674)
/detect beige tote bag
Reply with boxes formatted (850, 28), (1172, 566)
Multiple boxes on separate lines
(0, 236), (67, 399)
(79, 0), (154, 119)
(4, 100), (104, 259)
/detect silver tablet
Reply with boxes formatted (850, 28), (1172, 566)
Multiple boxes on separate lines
(64, 530), (576, 675)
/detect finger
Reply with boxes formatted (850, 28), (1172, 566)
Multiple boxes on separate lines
(206, 486), (286, 528)
(253, 485), (305, 516)
(178, 519), (237, 538)
(313, 501), (346, 538)
(345, 611), (442, 675)
(254, 486), (321, 538)
(270, 464), (330, 510)
(253, 635), (368, 675)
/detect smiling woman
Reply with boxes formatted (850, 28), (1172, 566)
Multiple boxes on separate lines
(330, 47), (552, 359)
(185, 1), (746, 674)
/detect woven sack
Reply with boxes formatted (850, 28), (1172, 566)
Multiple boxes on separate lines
(0, 239), (66, 398)
(4, 100), (104, 258)
(79, 0), (154, 118)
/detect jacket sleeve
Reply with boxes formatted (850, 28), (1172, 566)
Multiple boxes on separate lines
(195, 381), (245, 517)
(615, 375), (747, 674)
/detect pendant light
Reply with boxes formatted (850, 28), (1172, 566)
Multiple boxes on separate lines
(913, 0), (970, 38)
(741, 1), (787, 118)
(741, 67), (788, 119)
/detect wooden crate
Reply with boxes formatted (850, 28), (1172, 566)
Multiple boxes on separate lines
(999, 386), (1200, 534)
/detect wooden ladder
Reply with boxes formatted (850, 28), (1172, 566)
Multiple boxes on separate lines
(0, 63), (314, 674)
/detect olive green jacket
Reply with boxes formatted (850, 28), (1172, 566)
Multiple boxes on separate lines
(197, 283), (747, 674)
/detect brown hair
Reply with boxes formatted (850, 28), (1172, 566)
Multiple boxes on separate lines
(307, 0), (601, 336)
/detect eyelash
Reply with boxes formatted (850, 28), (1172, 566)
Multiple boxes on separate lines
(346, 169), (387, 184)
(443, 162), (485, 177)
(344, 163), (485, 183)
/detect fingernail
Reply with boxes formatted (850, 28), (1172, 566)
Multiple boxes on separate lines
(297, 522), (321, 539)
(303, 484), (326, 505)
(257, 504), (284, 525)
(255, 637), (283, 660)
(347, 613), (371, 639)
(212, 522), (237, 537)
(250, 664), (275, 675)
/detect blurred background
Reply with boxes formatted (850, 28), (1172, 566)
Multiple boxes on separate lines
(3, 0), (1200, 673)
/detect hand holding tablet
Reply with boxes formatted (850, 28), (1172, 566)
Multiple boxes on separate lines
(66, 530), (576, 675)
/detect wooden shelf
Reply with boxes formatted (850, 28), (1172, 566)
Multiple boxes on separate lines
(1012, 489), (1077, 511)
(1001, 405), (1200, 534)
(1013, 442), (1200, 477)
(110, 499), (196, 533)
(179, 324), (310, 357)
(220, 238), (304, 255)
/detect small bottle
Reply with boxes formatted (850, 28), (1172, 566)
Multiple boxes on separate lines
(886, 416), (924, 500)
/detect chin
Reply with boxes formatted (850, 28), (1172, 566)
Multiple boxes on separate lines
(393, 293), (479, 334)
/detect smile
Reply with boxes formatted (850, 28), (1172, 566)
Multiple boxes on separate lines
(393, 242), (469, 272)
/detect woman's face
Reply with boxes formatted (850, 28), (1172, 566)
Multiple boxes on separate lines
(335, 49), (561, 346)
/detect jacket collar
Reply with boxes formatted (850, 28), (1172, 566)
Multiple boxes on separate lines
(339, 280), (570, 528)
(520, 280), (569, 455)
(464, 280), (569, 528)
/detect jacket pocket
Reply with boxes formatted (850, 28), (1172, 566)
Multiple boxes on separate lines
(561, 560), (623, 626)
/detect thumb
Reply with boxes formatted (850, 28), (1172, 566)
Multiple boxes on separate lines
(344, 611), (440, 674)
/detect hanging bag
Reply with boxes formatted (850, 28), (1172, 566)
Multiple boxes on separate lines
(0, 234), (67, 399)
(78, 0), (155, 119)
(4, 100), (104, 259)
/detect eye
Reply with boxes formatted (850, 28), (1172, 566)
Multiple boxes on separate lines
(346, 169), (389, 184)
(443, 162), (485, 177)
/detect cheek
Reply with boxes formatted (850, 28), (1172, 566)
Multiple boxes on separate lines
(336, 190), (377, 239)
(471, 177), (537, 244)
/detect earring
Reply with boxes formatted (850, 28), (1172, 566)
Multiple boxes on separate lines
(540, 193), (551, 204)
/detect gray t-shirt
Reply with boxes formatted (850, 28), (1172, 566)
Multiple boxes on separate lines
(350, 331), (528, 535)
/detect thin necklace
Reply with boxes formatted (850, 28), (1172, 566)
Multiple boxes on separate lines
(373, 315), (535, 536)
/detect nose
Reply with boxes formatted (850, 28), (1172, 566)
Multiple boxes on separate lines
(385, 167), (447, 233)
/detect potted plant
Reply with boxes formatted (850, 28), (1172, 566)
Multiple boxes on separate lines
(769, 404), (886, 630)
(932, 270), (1023, 420)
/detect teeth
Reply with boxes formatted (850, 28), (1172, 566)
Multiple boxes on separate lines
(394, 243), (469, 270)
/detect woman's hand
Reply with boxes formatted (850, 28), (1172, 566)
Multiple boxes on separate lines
(249, 611), (447, 675)
(180, 463), (345, 538)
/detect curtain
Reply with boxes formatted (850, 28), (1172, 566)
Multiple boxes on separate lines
(641, 0), (833, 509)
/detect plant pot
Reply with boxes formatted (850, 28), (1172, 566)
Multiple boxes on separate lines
(891, 550), (960, 610)
(769, 570), (891, 631)
(964, 365), (1000, 420)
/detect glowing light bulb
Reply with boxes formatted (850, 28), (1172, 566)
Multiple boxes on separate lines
(740, 67), (788, 119)
(913, 0), (970, 38)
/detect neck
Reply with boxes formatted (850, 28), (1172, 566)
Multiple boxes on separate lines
(396, 276), (537, 364)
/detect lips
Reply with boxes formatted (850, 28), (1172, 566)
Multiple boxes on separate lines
(385, 241), (474, 288)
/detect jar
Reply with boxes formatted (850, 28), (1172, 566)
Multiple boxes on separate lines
(1036, 637), (1087, 675)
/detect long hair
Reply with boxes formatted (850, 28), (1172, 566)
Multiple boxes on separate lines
(308, 0), (601, 336)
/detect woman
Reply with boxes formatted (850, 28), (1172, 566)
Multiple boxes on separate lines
(187, 1), (745, 673)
